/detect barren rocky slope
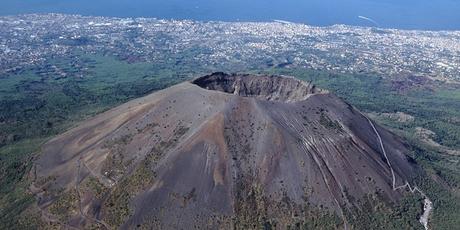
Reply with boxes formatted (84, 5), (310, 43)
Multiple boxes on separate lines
(32, 73), (422, 229)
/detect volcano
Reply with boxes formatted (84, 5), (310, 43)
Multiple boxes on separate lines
(32, 73), (422, 229)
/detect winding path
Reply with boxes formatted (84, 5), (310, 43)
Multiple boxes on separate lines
(76, 158), (112, 230)
(366, 117), (432, 230)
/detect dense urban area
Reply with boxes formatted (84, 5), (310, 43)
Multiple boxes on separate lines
(1, 13), (459, 82)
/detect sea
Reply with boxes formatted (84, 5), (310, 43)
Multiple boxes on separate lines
(1, 0), (459, 30)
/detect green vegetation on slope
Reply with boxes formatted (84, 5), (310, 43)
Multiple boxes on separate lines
(0, 139), (43, 229)
(0, 54), (459, 229)
(0, 53), (185, 228)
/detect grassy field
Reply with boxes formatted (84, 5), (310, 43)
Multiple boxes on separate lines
(1, 54), (459, 229)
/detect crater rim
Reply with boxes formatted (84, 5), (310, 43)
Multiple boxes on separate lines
(191, 72), (325, 102)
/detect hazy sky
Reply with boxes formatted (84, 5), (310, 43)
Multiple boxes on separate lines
(2, 0), (460, 30)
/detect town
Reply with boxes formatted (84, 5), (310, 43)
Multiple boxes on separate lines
(1, 13), (459, 82)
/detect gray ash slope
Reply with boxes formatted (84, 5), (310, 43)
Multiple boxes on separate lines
(33, 72), (421, 229)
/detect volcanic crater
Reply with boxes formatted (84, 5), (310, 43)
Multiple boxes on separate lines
(192, 72), (325, 102)
(32, 72), (422, 229)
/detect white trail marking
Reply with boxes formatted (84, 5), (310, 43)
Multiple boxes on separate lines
(366, 117), (432, 230)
